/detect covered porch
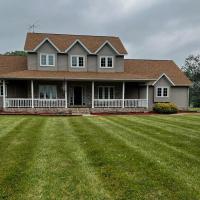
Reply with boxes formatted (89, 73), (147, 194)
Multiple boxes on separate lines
(1, 79), (149, 110)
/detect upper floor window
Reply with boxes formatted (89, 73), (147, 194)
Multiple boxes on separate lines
(40, 54), (55, 67)
(71, 55), (85, 68)
(100, 56), (113, 68)
(156, 87), (169, 97)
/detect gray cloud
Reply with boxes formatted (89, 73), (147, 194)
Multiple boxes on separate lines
(0, 0), (200, 66)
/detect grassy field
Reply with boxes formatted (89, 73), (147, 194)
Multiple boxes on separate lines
(0, 114), (200, 200)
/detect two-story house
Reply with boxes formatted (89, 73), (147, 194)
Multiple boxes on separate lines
(0, 32), (191, 114)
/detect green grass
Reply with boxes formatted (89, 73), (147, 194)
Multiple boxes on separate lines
(189, 107), (200, 112)
(0, 114), (200, 200)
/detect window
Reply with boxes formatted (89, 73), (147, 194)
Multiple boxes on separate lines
(71, 55), (85, 67)
(0, 85), (7, 96)
(100, 56), (113, 68)
(40, 54), (55, 66)
(98, 86), (115, 99)
(39, 85), (57, 99)
(156, 87), (169, 97)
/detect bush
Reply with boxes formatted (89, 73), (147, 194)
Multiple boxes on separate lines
(153, 103), (178, 114)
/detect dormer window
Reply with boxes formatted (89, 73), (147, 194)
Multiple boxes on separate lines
(71, 55), (85, 68)
(100, 56), (113, 68)
(40, 54), (55, 67)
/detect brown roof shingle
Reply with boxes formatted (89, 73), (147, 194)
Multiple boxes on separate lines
(24, 32), (128, 54)
(0, 55), (27, 74)
(0, 56), (192, 86)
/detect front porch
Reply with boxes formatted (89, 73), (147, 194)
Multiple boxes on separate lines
(1, 80), (149, 113)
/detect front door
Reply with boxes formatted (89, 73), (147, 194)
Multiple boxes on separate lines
(74, 86), (82, 105)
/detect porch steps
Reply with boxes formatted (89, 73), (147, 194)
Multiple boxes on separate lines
(70, 108), (91, 115)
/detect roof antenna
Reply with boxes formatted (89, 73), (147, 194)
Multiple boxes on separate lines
(28, 20), (39, 33)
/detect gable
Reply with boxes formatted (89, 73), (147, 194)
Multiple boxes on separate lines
(67, 42), (89, 55)
(37, 40), (59, 53)
(97, 43), (117, 56)
(24, 32), (128, 55)
(154, 76), (173, 87)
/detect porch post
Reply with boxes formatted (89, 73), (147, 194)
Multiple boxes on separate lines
(92, 81), (94, 108)
(65, 80), (68, 108)
(122, 81), (125, 108)
(31, 80), (34, 108)
(3, 80), (6, 108)
(146, 84), (149, 109)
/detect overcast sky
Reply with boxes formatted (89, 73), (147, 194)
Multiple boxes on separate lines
(0, 0), (200, 66)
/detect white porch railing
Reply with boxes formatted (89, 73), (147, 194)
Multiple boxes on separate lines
(94, 99), (123, 108)
(5, 98), (66, 108)
(124, 99), (147, 108)
(94, 99), (147, 108)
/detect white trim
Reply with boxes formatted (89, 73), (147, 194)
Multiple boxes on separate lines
(92, 81), (94, 108)
(40, 53), (56, 67)
(99, 56), (114, 68)
(97, 86), (115, 99)
(65, 39), (91, 54)
(95, 40), (125, 55)
(153, 73), (175, 86)
(0, 84), (7, 97)
(31, 80), (34, 108)
(156, 86), (169, 97)
(2, 80), (5, 108)
(122, 82), (125, 108)
(38, 85), (57, 99)
(146, 85), (149, 109)
(64, 81), (68, 108)
(33, 38), (61, 52)
(70, 55), (86, 68)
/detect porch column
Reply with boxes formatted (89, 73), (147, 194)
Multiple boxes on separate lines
(92, 81), (94, 108)
(3, 80), (6, 108)
(31, 80), (34, 108)
(122, 81), (125, 108)
(146, 84), (149, 109)
(64, 80), (68, 108)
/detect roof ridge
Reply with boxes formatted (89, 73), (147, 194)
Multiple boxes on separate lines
(27, 32), (120, 39)
(125, 58), (173, 62)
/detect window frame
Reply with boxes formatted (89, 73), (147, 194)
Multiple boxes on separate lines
(99, 56), (114, 68)
(40, 53), (56, 67)
(156, 87), (169, 97)
(70, 55), (85, 68)
(97, 86), (115, 99)
(38, 85), (57, 99)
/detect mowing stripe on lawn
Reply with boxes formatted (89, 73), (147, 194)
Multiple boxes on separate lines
(79, 117), (199, 199)
(94, 116), (200, 197)
(116, 116), (200, 157)
(0, 117), (46, 200)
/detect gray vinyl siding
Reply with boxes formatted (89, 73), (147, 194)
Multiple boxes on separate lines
(27, 41), (124, 72)
(154, 76), (171, 102)
(171, 87), (189, 110)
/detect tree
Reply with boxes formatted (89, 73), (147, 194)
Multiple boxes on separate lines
(4, 51), (27, 56)
(182, 55), (200, 107)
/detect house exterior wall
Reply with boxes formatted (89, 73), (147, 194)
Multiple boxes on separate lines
(154, 76), (171, 102)
(27, 41), (124, 72)
(171, 87), (189, 110)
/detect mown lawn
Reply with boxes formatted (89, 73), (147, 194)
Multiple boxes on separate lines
(0, 114), (200, 200)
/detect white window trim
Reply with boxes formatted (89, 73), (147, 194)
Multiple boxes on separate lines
(0, 84), (7, 97)
(40, 53), (56, 67)
(99, 56), (114, 68)
(70, 55), (86, 68)
(156, 87), (169, 97)
(38, 85), (57, 99)
(97, 86), (115, 99)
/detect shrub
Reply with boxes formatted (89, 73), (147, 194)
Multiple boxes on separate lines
(153, 103), (178, 114)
